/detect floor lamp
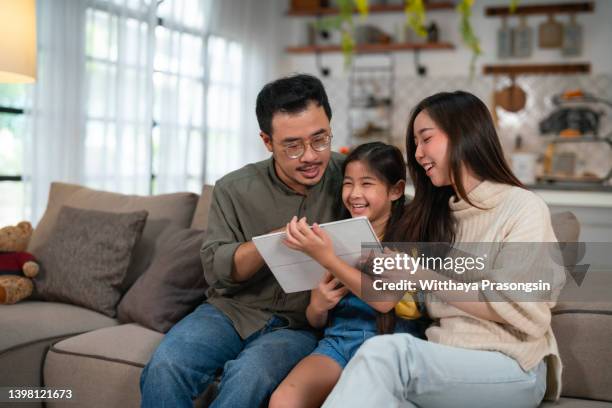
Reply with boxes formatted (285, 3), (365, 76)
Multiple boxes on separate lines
(0, 0), (37, 83)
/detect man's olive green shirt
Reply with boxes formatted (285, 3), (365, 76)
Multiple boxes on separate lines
(201, 153), (344, 339)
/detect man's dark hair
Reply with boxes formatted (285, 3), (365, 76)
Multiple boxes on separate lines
(256, 74), (332, 137)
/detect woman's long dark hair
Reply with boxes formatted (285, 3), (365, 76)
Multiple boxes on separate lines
(386, 91), (523, 245)
(342, 142), (407, 334)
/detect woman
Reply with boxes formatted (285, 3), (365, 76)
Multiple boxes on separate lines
(322, 91), (564, 408)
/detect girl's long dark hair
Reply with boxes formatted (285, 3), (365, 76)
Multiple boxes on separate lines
(342, 142), (407, 334)
(386, 91), (524, 245)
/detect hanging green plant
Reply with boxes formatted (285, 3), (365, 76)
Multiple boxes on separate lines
(404, 0), (427, 38)
(315, 0), (368, 68)
(510, 0), (521, 13)
(456, 0), (481, 77)
(311, 0), (520, 75)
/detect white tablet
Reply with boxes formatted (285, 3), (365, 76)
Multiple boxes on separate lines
(253, 216), (381, 293)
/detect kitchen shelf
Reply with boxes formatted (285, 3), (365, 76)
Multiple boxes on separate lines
(485, 1), (594, 17)
(483, 63), (591, 76)
(287, 42), (454, 54)
(544, 135), (612, 144)
(288, 2), (454, 16)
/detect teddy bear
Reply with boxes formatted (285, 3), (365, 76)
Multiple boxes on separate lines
(0, 221), (40, 305)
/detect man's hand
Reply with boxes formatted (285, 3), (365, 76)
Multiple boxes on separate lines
(230, 225), (291, 282)
(309, 271), (349, 314)
(283, 216), (336, 268)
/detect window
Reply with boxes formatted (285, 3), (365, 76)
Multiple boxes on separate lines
(153, 0), (207, 193)
(84, 3), (155, 194)
(205, 36), (243, 184)
(83, 0), (240, 194)
(0, 84), (29, 226)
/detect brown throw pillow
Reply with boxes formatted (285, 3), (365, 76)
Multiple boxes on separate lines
(34, 206), (148, 317)
(117, 227), (208, 333)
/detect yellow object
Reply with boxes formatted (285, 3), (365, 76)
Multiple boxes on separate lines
(395, 292), (420, 319)
(395, 246), (420, 319)
(0, 0), (37, 83)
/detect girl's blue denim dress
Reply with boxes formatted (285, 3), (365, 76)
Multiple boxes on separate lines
(311, 293), (427, 367)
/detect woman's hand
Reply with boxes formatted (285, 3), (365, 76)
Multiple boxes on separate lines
(310, 271), (349, 313)
(283, 216), (336, 267)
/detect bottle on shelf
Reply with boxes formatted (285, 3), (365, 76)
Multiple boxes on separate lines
(511, 135), (537, 185)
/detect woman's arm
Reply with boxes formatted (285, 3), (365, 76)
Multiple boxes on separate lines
(413, 266), (507, 324)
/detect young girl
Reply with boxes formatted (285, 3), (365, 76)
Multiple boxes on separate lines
(268, 142), (426, 408)
(322, 91), (565, 408)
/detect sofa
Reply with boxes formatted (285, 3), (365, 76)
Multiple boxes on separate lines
(0, 182), (611, 408)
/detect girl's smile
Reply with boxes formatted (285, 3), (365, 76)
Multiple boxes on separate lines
(342, 161), (404, 237)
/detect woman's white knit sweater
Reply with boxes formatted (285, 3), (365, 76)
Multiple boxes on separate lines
(425, 180), (564, 401)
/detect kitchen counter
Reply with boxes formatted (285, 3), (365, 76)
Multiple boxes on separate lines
(405, 185), (612, 209)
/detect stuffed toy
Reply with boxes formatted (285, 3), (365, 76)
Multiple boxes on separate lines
(0, 221), (40, 304)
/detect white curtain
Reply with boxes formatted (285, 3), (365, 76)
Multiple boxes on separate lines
(23, 0), (282, 223)
(205, 0), (283, 182)
(81, 0), (156, 195)
(154, 0), (217, 192)
(24, 0), (88, 223)
(156, 0), (283, 187)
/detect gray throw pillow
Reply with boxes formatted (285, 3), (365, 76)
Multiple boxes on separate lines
(34, 206), (148, 317)
(117, 228), (208, 333)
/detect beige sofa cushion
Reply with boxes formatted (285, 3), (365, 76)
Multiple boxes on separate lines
(541, 398), (612, 407)
(550, 211), (580, 243)
(44, 324), (163, 408)
(552, 301), (612, 402)
(28, 182), (199, 291)
(0, 301), (117, 388)
(191, 184), (214, 230)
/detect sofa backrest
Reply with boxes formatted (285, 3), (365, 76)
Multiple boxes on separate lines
(28, 182), (199, 291)
(550, 211), (612, 402)
(191, 185), (214, 231)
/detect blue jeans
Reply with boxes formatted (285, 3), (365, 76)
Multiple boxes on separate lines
(140, 302), (317, 408)
(323, 334), (548, 408)
(312, 294), (426, 368)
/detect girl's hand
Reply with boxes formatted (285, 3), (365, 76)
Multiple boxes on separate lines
(283, 216), (335, 267)
(309, 271), (349, 313)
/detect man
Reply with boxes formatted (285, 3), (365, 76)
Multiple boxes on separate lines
(140, 74), (345, 407)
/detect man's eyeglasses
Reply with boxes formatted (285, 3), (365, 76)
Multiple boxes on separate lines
(282, 133), (332, 159)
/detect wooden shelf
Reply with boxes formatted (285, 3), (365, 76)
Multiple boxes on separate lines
(485, 1), (594, 17)
(287, 42), (454, 54)
(288, 2), (454, 16)
(483, 63), (591, 76)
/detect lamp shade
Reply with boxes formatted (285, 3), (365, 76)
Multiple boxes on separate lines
(0, 0), (37, 83)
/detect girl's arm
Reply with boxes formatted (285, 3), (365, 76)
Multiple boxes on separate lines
(306, 302), (328, 329)
(319, 255), (398, 313)
(284, 217), (396, 313)
(305, 271), (349, 329)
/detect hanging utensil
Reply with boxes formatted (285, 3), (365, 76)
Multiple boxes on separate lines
(495, 75), (527, 113)
(513, 15), (532, 58)
(497, 17), (513, 59)
(539, 13), (563, 48)
(562, 13), (583, 56)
